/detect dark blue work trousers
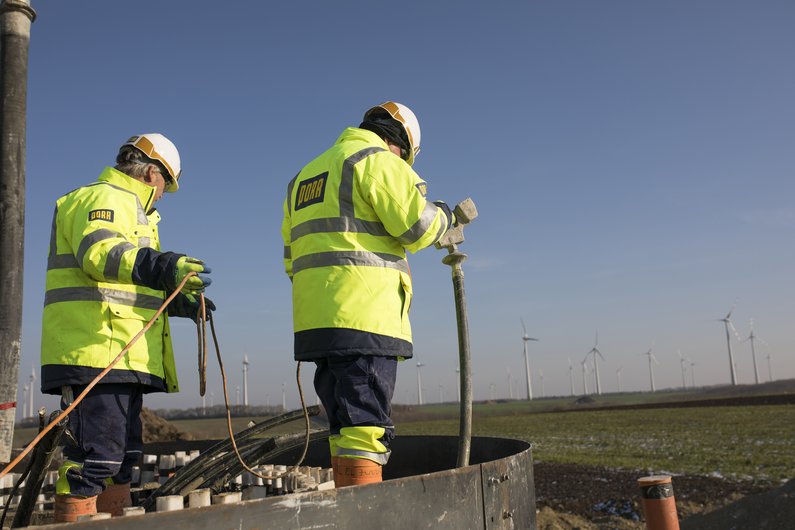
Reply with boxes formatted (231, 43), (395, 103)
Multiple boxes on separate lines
(313, 355), (397, 447)
(60, 383), (143, 497)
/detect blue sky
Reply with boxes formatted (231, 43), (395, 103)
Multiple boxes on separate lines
(16, 1), (795, 415)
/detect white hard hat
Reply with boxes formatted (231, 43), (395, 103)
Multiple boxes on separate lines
(364, 101), (421, 166)
(123, 133), (182, 192)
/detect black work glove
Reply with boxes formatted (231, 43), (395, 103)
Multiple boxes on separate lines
(168, 293), (216, 322)
(433, 200), (456, 227)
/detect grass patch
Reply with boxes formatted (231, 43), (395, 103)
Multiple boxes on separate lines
(398, 404), (795, 482)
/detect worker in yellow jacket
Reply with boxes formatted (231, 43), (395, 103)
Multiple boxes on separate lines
(282, 102), (453, 486)
(40, 134), (212, 521)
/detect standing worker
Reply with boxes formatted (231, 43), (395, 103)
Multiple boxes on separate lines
(282, 102), (454, 486)
(40, 134), (212, 522)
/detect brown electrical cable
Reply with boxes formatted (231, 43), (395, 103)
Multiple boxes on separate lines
(202, 292), (311, 481)
(0, 273), (197, 480)
(0, 275), (312, 484)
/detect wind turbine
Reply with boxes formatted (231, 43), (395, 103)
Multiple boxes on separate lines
(506, 368), (514, 400)
(242, 354), (250, 407)
(677, 350), (688, 390)
(281, 382), (286, 411)
(580, 358), (589, 395)
(539, 369), (545, 398)
(416, 362), (425, 405)
(567, 357), (575, 396)
(586, 332), (604, 395)
(689, 360), (697, 388)
(615, 366), (622, 393)
(765, 353), (772, 382)
(21, 384), (28, 419)
(28, 366), (36, 418)
(642, 346), (659, 392)
(716, 305), (739, 385)
(520, 318), (539, 400)
(741, 320), (762, 385)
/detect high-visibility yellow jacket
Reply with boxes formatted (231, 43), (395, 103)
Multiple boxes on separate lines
(282, 128), (451, 360)
(40, 167), (179, 394)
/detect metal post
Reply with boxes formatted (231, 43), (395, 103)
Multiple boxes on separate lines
(0, 0), (36, 464)
(435, 198), (478, 468)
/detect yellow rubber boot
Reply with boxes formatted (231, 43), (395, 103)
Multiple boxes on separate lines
(54, 494), (97, 523)
(96, 483), (131, 516)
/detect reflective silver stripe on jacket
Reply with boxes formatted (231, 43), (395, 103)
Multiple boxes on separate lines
(283, 246), (291, 259)
(96, 181), (149, 224)
(291, 217), (389, 241)
(397, 201), (440, 246)
(103, 242), (136, 280)
(48, 254), (79, 270)
(76, 229), (123, 266)
(291, 251), (409, 275)
(44, 286), (163, 310)
(139, 237), (151, 248)
(49, 206), (59, 257)
(338, 147), (385, 216)
(286, 172), (299, 215)
(336, 448), (391, 465)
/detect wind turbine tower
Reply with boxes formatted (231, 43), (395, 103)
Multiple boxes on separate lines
(520, 318), (539, 400)
(28, 366), (36, 418)
(586, 333), (604, 395)
(580, 359), (589, 395)
(416, 362), (425, 405)
(677, 350), (688, 390)
(643, 346), (659, 392)
(242, 354), (250, 407)
(689, 361), (696, 388)
(21, 384), (28, 419)
(616, 366), (622, 393)
(539, 369), (545, 398)
(717, 306), (739, 385)
(568, 357), (574, 396)
(742, 320), (761, 385)
(765, 353), (772, 383)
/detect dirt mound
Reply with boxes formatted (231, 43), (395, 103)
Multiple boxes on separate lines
(140, 407), (193, 443)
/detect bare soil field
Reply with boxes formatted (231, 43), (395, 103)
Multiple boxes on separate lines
(530, 390), (795, 529)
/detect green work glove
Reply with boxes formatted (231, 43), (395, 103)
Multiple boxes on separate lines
(174, 256), (212, 294)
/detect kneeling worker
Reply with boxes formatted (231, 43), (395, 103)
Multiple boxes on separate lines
(40, 133), (212, 521)
(282, 102), (454, 486)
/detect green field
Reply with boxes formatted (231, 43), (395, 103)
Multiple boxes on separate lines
(13, 390), (795, 483)
(398, 404), (795, 482)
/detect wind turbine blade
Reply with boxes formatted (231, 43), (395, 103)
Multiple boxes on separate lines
(726, 303), (735, 320)
(520, 317), (527, 335)
(728, 320), (743, 341)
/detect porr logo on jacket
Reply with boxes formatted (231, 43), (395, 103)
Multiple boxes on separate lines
(415, 183), (427, 197)
(88, 209), (115, 222)
(295, 172), (328, 211)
